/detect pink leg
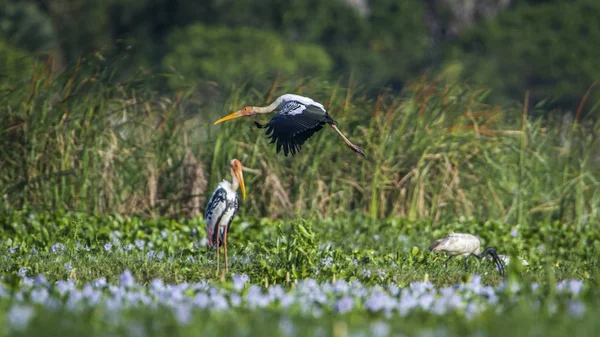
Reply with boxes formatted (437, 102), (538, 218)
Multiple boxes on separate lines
(223, 227), (229, 274)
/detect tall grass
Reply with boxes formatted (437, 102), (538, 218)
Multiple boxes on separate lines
(1, 54), (599, 226)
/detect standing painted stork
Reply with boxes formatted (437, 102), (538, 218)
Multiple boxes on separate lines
(204, 159), (246, 275)
(213, 94), (366, 158)
(429, 232), (505, 276)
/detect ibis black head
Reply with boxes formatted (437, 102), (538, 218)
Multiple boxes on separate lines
(478, 247), (505, 277)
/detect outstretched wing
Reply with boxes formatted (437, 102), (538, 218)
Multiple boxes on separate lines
(256, 101), (333, 157)
(204, 186), (228, 247)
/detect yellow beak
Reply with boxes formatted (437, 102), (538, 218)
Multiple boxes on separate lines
(233, 166), (246, 200)
(214, 110), (245, 125)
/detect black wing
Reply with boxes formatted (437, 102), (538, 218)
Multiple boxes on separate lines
(204, 187), (228, 247)
(216, 193), (239, 247)
(255, 101), (334, 157)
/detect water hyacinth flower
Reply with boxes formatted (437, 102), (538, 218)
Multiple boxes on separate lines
(65, 262), (72, 272)
(172, 304), (192, 325)
(510, 228), (519, 238)
(34, 275), (47, 286)
(134, 239), (145, 250)
(568, 300), (586, 318)
(156, 251), (165, 260)
(104, 242), (113, 251)
(334, 296), (354, 314)
(232, 274), (249, 292)
(120, 270), (135, 288)
(51, 243), (65, 254)
(18, 267), (28, 278)
(6, 304), (35, 331)
(557, 280), (584, 296)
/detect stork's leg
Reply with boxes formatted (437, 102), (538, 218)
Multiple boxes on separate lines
(329, 124), (367, 158)
(223, 227), (229, 274)
(215, 232), (220, 276)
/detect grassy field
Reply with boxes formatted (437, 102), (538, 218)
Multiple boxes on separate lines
(1, 211), (599, 336)
(1, 55), (599, 336)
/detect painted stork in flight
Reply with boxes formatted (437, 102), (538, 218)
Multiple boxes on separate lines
(213, 94), (366, 158)
(204, 159), (246, 275)
(429, 232), (505, 276)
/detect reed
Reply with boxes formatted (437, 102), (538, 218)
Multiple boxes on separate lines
(1, 54), (598, 226)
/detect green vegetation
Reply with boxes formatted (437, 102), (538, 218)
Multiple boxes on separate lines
(3, 0), (599, 110)
(1, 212), (599, 336)
(163, 25), (332, 88)
(1, 57), (598, 225)
(1, 1), (599, 336)
(1, 211), (599, 285)
(450, 0), (600, 110)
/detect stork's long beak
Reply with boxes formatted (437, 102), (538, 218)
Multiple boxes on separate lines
(214, 110), (244, 125)
(233, 166), (246, 200)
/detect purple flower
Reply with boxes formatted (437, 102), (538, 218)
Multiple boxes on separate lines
(93, 277), (107, 288)
(193, 293), (210, 308)
(172, 304), (192, 324)
(156, 251), (165, 260)
(567, 280), (584, 296)
(17, 267), (27, 278)
(120, 270), (135, 288)
(6, 305), (35, 330)
(34, 275), (47, 286)
(568, 300), (586, 318)
(334, 296), (354, 314)
(56, 280), (75, 296)
(65, 263), (72, 272)
(510, 228), (519, 238)
(30, 288), (49, 304)
(147, 250), (155, 259)
(51, 243), (65, 254)
(230, 293), (242, 307)
(104, 243), (113, 251)
(232, 274), (249, 292)
(135, 239), (145, 250)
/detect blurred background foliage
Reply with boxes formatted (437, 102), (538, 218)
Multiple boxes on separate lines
(0, 0), (599, 224)
(1, 0), (597, 113)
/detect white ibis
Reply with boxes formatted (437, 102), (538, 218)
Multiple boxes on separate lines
(204, 159), (246, 274)
(429, 232), (505, 276)
(213, 94), (366, 158)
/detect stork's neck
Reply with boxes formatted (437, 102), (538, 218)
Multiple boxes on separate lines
(229, 169), (240, 191)
(252, 96), (285, 114)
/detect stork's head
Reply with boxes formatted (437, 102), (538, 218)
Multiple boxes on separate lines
(230, 159), (246, 200)
(214, 106), (254, 125)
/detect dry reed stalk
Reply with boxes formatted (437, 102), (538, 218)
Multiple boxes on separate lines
(146, 160), (157, 209)
(182, 139), (208, 218)
(260, 160), (292, 218)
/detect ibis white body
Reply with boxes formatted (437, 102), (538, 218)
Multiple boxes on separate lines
(429, 233), (482, 256)
(429, 232), (506, 276)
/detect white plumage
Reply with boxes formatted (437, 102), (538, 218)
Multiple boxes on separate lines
(429, 232), (506, 276)
(203, 159), (246, 275)
(429, 233), (481, 256)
